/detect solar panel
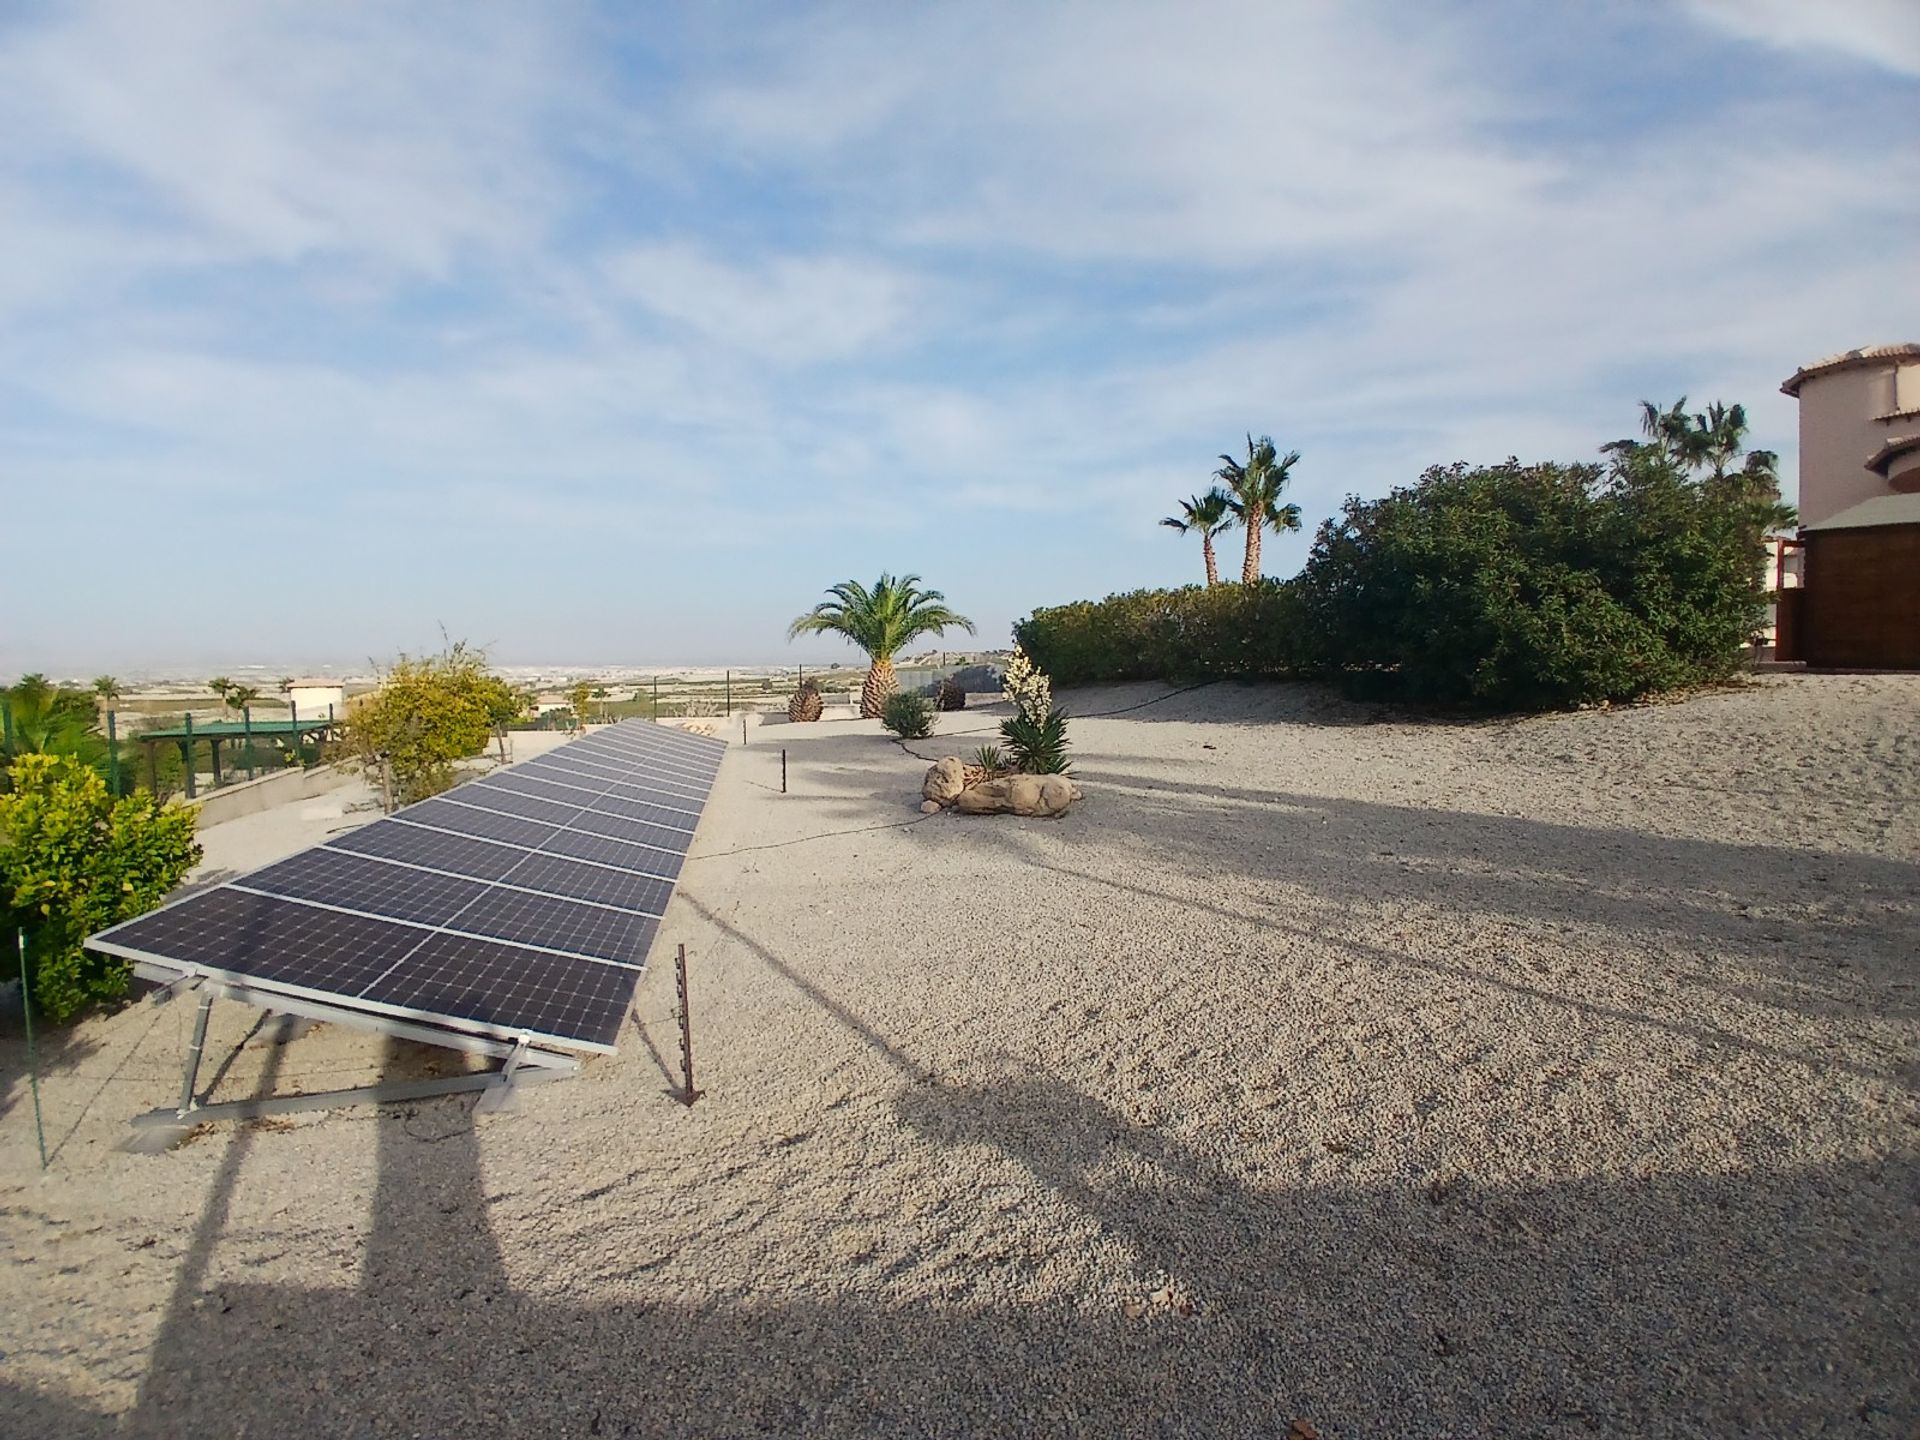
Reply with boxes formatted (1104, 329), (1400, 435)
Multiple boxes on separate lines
(89, 720), (727, 1055)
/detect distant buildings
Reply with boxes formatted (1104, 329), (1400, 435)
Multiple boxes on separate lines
(282, 678), (347, 718)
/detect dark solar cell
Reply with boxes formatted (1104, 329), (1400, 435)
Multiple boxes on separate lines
(330, 822), (528, 881)
(403, 797), (561, 849)
(446, 783), (584, 827)
(539, 825), (684, 877)
(89, 719), (716, 1051)
(453, 888), (658, 964)
(481, 772), (603, 808)
(100, 888), (424, 996)
(364, 933), (638, 1049)
(588, 795), (699, 830)
(504, 853), (674, 914)
(562, 808), (696, 853)
(244, 848), (489, 926)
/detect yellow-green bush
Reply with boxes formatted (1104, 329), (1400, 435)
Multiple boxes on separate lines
(1, 753), (201, 1021)
(1014, 581), (1311, 687)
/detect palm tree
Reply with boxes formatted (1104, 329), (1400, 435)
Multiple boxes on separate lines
(1214, 434), (1303, 583)
(226, 684), (262, 716)
(207, 676), (234, 715)
(788, 574), (975, 719)
(1160, 489), (1235, 585)
(1607, 397), (1793, 532)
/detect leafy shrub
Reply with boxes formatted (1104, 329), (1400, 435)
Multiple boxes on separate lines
(1014, 580), (1311, 687)
(345, 642), (514, 806)
(1000, 706), (1072, 774)
(881, 690), (935, 739)
(1297, 458), (1770, 708)
(1, 753), (202, 1021)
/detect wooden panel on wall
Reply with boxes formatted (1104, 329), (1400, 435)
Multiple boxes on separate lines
(1801, 525), (1920, 669)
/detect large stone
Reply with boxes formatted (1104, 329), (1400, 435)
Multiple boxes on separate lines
(951, 773), (1081, 817)
(922, 757), (967, 806)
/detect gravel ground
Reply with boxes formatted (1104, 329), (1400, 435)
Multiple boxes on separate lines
(1, 673), (1914, 1438)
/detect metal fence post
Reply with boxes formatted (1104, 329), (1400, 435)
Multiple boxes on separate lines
(243, 706), (255, 780)
(19, 929), (46, 1170)
(725, 669), (731, 718)
(183, 712), (196, 800)
(675, 944), (698, 1106)
(652, 676), (659, 718)
(781, 748), (787, 794)
(107, 709), (120, 794)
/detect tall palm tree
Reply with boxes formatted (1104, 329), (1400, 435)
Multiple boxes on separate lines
(788, 574), (975, 718)
(207, 676), (234, 716)
(1606, 396), (1793, 531)
(226, 684), (262, 716)
(1160, 489), (1235, 585)
(1214, 434), (1303, 583)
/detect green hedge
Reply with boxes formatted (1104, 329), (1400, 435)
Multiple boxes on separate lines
(1299, 459), (1767, 708)
(1014, 580), (1311, 687)
(1015, 458), (1770, 711)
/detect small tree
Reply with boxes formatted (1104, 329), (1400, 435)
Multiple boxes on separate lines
(346, 643), (503, 807)
(1, 753), (201, 1021)
(568, 681), (594, 732)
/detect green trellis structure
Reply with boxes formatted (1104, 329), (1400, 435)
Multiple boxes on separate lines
(132, 709), (343, 799)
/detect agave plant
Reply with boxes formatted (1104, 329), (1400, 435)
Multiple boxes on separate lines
(1000, 706), (1071, 775)
(787, 574), (974, 719)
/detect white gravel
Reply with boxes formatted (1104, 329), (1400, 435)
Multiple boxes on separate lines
(1, 673), (1914, 1438)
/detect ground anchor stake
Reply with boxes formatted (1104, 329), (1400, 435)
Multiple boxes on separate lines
(675, 943), (698, 1106)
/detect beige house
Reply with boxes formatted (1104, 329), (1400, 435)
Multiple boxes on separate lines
(1780, 342), (1920, 525)
(1776, 343), (1920, 669)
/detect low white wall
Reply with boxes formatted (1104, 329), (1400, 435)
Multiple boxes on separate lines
(186, 762), (356, 827)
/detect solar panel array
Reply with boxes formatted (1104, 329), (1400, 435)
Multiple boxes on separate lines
(89, 721), (727, 1052)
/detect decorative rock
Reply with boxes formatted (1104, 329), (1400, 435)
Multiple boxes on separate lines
(922, 757), (967, 806)
(952, 773), (1081, 817)
(919, 799), (942, 814)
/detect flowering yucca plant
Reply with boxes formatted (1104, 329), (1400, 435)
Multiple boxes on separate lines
(1002, 647), (1052, 723)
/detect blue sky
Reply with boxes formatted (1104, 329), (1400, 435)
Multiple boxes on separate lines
(2, 1), (1915, 675)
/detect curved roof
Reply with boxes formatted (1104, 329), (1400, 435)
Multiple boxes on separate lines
(1865, 433), (1920, 478)
(1780, 342), (1920, 397)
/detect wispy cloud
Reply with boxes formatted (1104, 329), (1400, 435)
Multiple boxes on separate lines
(0, 1), (1912, 672)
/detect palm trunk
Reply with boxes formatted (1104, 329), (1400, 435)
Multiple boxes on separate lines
(1241, 503), (1263, 584)
(860, 658), (898, 719)
(1201, 536), (1219, 586)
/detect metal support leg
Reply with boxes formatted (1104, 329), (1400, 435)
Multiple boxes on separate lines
(178, 991), (214, 1115)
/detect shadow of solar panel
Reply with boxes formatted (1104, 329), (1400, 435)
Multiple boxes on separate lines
(364, 934), (636, 1049)
(504, 854), (674, 914)
(245, 848), (489, 926)
(330, 822), (528, 881)
(453, 889), (658, 964)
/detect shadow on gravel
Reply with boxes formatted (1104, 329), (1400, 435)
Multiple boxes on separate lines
(61, 1063), (1917, 1439)
(1055, 772), (1920, 1037)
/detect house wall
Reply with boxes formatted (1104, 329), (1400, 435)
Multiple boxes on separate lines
(1795, 363), (1912, 526)
(1800, 524), (1920, 669)
(286, 684), (346, 716)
